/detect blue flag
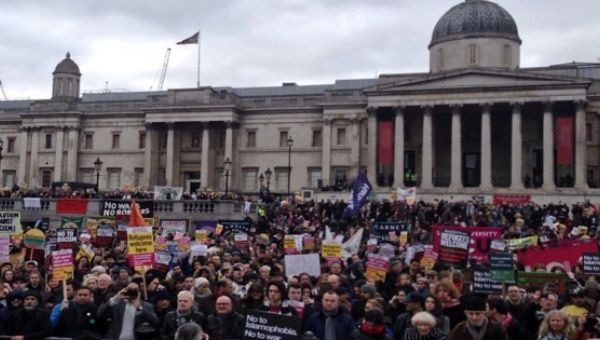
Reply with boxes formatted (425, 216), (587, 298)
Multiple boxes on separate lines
(343, 172), (372, 219)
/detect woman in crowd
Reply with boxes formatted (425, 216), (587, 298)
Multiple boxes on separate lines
(433, 279), (465, 329)
(402, 311), (447, 340)
(537, 310), (573, 340)
(424, 294), (450, 335)
(241, 282), (265, 314)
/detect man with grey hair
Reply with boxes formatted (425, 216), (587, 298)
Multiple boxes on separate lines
(5, 290), (52, 339)
(160, 290), (205, 340)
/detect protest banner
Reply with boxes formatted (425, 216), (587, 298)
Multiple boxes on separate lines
(490, 253), (515, 283)
(56, 228), (78, 250)
(95, 222), (114, 247)
(432, 225), (501, 264)
(191, 242), (208, 257)
(219, 220), (251, 235)
(243, 310), (303, 340)
(343, 172), (372, 219)
(0, 212), (21, 235)
(342, 229), (363, 259)
(195, 229), (208, 244)
(194, 220), (217, 234)
(371, 221), (409, 242)
(506, 236), (538, 251)
(516, 272), (568, 294)
(420, 245), (436, 270)
(23, 228), (45, 249)
(490, 239), (507, 252)
(101, 200), (154, 218)
(405, 243), (424, 264)
(0, 237), (9, 263)
(61, 217), (84, 229)
(473, 268), (503, 295)
(366, 254), (389, 283)
(154, 251), (173, 273)
(284, 253), (321, 278)
(127, 226), (155, 269)
(56, 198), (88, 215)
(75, 244), (95, 262)
(438, 229), (470, 268)
(284, 235), (298, 255)
(492, 194), (530, 205)
(52, 249), (73, 281)
(303, 235), (315, 251)
(160, 219), (189, 235)
(234, 233), (249, 249)
(397, 187), (417, 205)
(321, 243), (342, 259)
(582, 253), (600, 276)
(153, 186), (184, 200)
(518, 239), (598, 272)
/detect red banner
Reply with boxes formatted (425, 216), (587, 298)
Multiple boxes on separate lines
(518, 240), (598, 272)
(432, 225), (503, 264)
(377, 120), (393, 166)
(492, 194), (531, 205)
(556, 116), (573, 166)
(56, 198), (88, 215)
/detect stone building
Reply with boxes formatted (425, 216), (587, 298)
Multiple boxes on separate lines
(0, 0), (598, 198)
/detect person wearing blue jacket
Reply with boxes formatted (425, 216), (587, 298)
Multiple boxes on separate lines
(305, 290), (355, 340)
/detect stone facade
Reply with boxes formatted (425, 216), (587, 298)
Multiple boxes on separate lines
(0, 0), (599, 199)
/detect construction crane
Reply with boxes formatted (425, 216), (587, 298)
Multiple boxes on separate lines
(0, 78), (8, 100)
(150, 48), (171, 91)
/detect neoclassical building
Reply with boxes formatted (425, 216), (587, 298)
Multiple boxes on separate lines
(0, 0), (599, 198)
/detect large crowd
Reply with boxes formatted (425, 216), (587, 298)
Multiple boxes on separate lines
(0, 194), (599, 340)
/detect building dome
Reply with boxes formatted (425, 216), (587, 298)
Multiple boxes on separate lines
(429, 0), (521, 48)
(53, 52), (81, 75)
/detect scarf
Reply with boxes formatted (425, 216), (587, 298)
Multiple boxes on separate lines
(359, 321), (385, 335)
(323, 308), (338, 340)
(465, 319), (488, 340)
(500, 312), (513, 329)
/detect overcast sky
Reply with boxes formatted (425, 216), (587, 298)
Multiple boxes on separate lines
(1, 0), (599, 100)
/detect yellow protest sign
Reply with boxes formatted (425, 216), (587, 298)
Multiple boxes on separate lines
(52, 249), (73, 281)
(196, 230), (207, 244)
(127, 227), (154, 254)
(321, 243), (342, 258)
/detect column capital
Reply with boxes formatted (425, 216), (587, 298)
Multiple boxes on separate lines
(422, 105), (434, 115)
(542, 101), (554, 113)
(166, 122), (175, 129)
(224, 121), (233, 128)
(576, 100), (588, 111)
(480, 102), (492, 113)
(18, 127), (30, 132)
(510, 102), (523, 113)
(144, 122), (154, 130)
(393, 105), (406, 115)
(366, 106), (378, 116)
(350, 117), (361, 124)
(322, 118), (333, 124)
(451, 104), (462, 114)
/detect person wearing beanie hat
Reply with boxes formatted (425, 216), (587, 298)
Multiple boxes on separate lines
(448, 295), (508, 340)
(393, 292), (426, 339)
(4, 287), (52, 339)
(153, 288), (174, 325)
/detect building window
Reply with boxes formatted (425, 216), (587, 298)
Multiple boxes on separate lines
(79, 169), (94, 184)
(112, 134), (120, 149)
(333, 167), (348, 187)
(586, 123), (593, 142)
(502, 45), (512, 66)
(468, 44), (478, 65)
(337, 128), (346, 145)
(7, 138), (15, 153)
(85, 133), (94, 150)
(275, 168), (289, 192)
(134, 168), (144, 187)
(2, 170), (15, 188)
(41, 169), (53, 188)
(45, 134), (53, 149)
(308, 168), (322, 188)
(138, 132), (146, 149)
(243, 168), (258, 191)
(436, 49), (444, 71)
(279, 131), (289, 147)
(191, 132), (200, 148)
(107, 168), (121, 189)
(246, 130), (256, 148)
(312, 129), (322, 147)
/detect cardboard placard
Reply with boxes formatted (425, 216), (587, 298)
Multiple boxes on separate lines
(582, 253), (600, 276)
(243, 310), (303, 340)
(490, 253), (515, 283)
(284, 253), (321, 278)
(438, 229), (469, 268)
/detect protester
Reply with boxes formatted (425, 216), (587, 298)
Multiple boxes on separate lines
(160, 290), (205, 340)
(349, 308), (393, 340)
(203, 295), (245, 340)
(305, 290), (355, 340)
(537, 310), (574, 340)
(403, 311), (447, 340)
(54, 286), (103, 339)
(3, 290), (52, 339)
(447, 295), (508, 340)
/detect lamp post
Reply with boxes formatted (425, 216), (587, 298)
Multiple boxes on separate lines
(0, 139), (3, 186)
(265, 167), (272, 192)
(224, 157), (231, 197)
(259, 173), (264, 190)
(287, 136), (293, 197)
(93, 157), (103, 191)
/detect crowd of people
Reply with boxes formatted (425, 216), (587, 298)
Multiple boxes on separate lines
(0, 194), (598, 339)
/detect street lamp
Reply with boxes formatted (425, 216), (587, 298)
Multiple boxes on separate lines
(265, 168), (272, 191)
(224, 157), (231, 197)
(287, 136), (293, 197)
(259, 173), (264, 189)
(93, 157), (103, 191)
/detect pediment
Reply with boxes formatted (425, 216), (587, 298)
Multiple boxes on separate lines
(367, 69), (590, 94)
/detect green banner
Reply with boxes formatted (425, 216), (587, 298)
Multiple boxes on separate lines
(61, 216), (84, 229)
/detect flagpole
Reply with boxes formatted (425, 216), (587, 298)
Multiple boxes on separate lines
(197, 30), (201, 87)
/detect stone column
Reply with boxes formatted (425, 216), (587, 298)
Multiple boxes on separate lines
(449, 105), (462, 190)
(393, 106), (405, 188)
(200, 123), (210, 189)
(29, 128), (40, 188)
(165, 123), (175, 186)
(543, 102), (556, 190)
(321, 119), (332, 187)
(350, 118), (361, 175)
(480, 104), (493, 190)
(421, 106), (433, 189)
(510, 103), (523, 190)
(17, 128), (28, 186)
(54, 127), (65, 182)
(143, 124), (154, 188)
(367, 107), (377, 186)
(224, 122), (233, 190)
(575, 100), (588, 189)
(66, 127), (80, 182)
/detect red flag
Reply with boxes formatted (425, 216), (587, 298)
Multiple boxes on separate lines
(56, 198), (88, 215)
(177, 32), (199, 45)
(128, 199), (148, 227)
(556, 116), (573, 166)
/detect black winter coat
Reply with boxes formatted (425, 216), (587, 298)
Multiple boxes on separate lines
(203, 312), (246, 340)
